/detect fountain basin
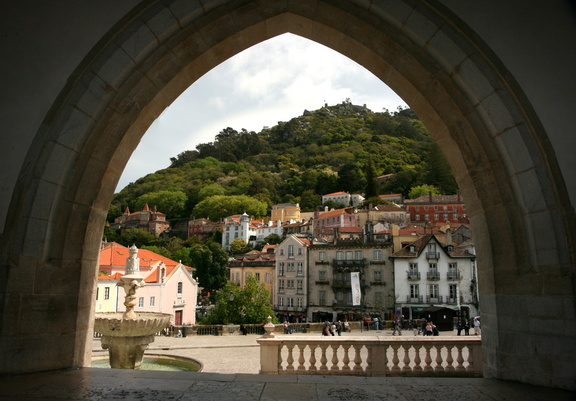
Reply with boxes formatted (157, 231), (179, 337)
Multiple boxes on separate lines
(94, 312), (172, 369)
(92, 354), (202, 372)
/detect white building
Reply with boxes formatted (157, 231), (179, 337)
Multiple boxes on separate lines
(389, 234), (478, 322)
(322, 191), (365, 207)
(221, 212), (257, 251)
(274, 235), (310, 322)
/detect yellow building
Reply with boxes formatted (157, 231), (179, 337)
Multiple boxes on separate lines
(271, 203), (301, 223)
(229, 248), (275, 303)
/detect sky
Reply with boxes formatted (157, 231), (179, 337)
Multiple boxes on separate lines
(116, 33), (407, 192)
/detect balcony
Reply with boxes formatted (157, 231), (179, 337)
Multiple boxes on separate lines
(370, 280), (386, 286)
(447, 271), (461, 280)
(332, 258), (367, 268)
(332, 279), (367, 289)
(315, 279), (329, 285)
(426, 252), (440, 260)
(427, 295), (443, 303)
(406, 295), (424, 303)
(446, 297), (457, 304)
(427, 271), (441, 280)
(407, 271), (421, 280)
(315, 260), (330, 265)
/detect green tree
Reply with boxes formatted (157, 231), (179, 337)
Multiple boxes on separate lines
(135, 190), (188, 218)
(192, 241), (229, 293)
(200, 277), (277, 324)
(192, 195), (268, 221)
(230, 238), (252, 254)
(263, 233), (282, 245)
(364, 158), (378, 199)
(408, 184), (441, 199)
(119, 228), (157, 248)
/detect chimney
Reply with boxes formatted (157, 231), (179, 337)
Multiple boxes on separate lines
(429, 191), (433, 203)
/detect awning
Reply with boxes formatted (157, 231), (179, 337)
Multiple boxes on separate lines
(411, 307), (427, 313)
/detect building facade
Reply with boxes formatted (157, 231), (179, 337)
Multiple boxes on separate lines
(307, 242), (394, 323)
(274, 235), (310, 322)
(271, 203), (301, 222)
(404, 194), (469, 225)
(389, 235), (478, 322)
(111, 204), (170, 236)
(322, 191), (365, 207)
(229, 249), (275, 303)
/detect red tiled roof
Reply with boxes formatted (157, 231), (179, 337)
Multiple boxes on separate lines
(323, 191), (348, 196)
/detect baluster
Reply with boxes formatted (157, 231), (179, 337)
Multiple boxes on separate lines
(455, 344), (465, 372)
(366, 345), (372, 374)
(286, 343), (295, 372)
(341, 344), (351, 372)
(297, 344), (306, 372)
(330, 344), (340, 372)
(352, 344), (363, 373)
(309, 344), (318, 371)
(390, 343), (401, 373)
(319, 343), (329, 372)
(423, 344), (433, 372)
(434, 344), (444, 372)
(402, 344), (411, 372)
(413, 343), (423, 372)
(445, 344), (455, 372)
(465, 344), (475, 373)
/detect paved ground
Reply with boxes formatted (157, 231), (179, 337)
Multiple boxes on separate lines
(0, 329), (573, 400)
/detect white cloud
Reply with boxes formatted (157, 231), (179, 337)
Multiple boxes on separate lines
(116, 33), (407, 192)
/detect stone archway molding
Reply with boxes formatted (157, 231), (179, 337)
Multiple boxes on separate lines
(2, 0), (574, 390)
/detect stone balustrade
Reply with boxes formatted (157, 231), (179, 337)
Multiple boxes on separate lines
(257, 336), (482, 377)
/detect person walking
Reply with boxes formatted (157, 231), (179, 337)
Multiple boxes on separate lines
(336, 321), (343, 336)
(463, 318), (470, 335)
(473, 317), (481, 335)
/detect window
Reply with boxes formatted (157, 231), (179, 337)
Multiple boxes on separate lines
(429, 284), (439, 298)
(374, 270), (382, 282)
(287, 297), (294, 307)
(346, 251), (353, 260)
(434, 205), (438, 211)
(410, 284), (419, 298)
(104, 287), (110, 300)
(346, 292), (353, 304)
(424, 214), (430, 220)
(288, 245), (294, 258)
(409, 263), (418, 274)
(424, 205), (429, 211)
(297, 262), (303, 275)
(245, 272), (251, 279)
(150, 296), (155, 307)
(336, 291), (344, 301)
(336, 251), (344, 260)
(287, 262), (295, 272)
(177, 282), (183, 294)
(373, 250), (382, 261)
(453, 214), (458, 219)
(429, 263), (437, 272)
(265, 272), (271, 283)
(415, 206), (420, 211)
(319, 270), (327, 281)
(449, 284), (457, 300)
(319, 291), (326, 306)
(297, 280), (303, 292)
(279, 248), (284, 255)
(415, 214), (421, 221)
(319, 251), (326, 261)
(434, 214), (439, 220)
(279, 279), (285, 291)
(298, 247), (303, 255)
(354, 251), (362, 260)
(278, 297), (284, 307)
(255, 272), (260, 281)
(138, 297), (144, 308)
(297, 298), (303, 308)
(279, 263), (284, 276)
(444, 214), (449, 220)
(449, 263), (457, 273)
(287, 279), (294, 289)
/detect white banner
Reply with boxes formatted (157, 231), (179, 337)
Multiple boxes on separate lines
(351, 272), (361, 306)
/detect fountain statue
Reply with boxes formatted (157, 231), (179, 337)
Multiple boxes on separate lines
(94, 245), (172, 369)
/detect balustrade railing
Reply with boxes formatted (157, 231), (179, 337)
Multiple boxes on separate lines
(257, 337), (482, 377)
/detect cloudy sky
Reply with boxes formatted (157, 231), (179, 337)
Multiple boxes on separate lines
(116, 33), (407, 192)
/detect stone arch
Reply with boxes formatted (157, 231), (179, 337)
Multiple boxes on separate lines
(2, 0), (573, 388)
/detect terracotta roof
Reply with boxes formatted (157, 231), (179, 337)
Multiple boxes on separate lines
(323, 191), (348, 196)
(339, 227), (363, 233)
(99, 242), (192, 273)
(390, 234), (475, 258)
(317, 207), (353, 219)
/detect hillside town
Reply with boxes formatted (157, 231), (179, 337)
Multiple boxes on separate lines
(100, 191), (478, 327)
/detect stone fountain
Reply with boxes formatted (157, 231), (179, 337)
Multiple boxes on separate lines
(94, 245), (172, 369)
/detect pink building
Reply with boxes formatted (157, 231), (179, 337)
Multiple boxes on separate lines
(99, 242), (198, 325)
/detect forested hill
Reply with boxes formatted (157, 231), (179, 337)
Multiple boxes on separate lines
(109, 101), (457, 223)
